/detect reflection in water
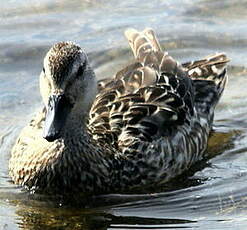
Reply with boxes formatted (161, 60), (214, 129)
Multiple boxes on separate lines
(2, 0), (247, 229)
(15, 205), (196, 230)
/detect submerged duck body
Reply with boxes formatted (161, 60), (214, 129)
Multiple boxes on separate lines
(9, 29), (229, 194)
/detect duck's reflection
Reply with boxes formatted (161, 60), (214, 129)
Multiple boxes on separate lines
(15, 202), (196, 230)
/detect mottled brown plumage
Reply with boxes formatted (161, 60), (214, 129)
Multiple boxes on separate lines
(9, 29), (229, 195)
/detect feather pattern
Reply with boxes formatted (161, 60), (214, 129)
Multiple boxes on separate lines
(89, 29), (228, 152)
(88, 28), (229, 190)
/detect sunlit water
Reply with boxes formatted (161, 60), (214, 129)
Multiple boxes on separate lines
(1, 0), (247, 229)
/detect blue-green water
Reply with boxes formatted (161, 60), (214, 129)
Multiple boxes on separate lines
(1, 0), (247, 229)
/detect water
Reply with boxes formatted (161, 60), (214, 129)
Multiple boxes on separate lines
(1, 0), (247, 229)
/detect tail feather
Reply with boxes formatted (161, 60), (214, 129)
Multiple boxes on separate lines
(183, 53), (229, 114)
(183, 53), (229, 82)
(142, 28), (162, 52)
(124, 28), (178, 74)
(125, 28), (163, 61)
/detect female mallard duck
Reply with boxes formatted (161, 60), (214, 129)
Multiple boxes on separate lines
(9, 28), (229, 194)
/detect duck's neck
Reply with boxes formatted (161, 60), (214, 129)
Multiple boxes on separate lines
(64, 110), (87, 135)
(49, 107), (115, 194)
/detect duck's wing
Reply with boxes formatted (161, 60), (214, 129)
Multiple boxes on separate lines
(88, 28), (195, 150)
(89, 28), (228, 152)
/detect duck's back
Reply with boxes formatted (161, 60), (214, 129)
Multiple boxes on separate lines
(89, 29), (228, 156)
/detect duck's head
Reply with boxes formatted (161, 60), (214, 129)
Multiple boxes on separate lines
(40, 42), (97, 142)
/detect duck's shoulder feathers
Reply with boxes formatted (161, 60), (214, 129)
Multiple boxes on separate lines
(89, 56), (194, 150)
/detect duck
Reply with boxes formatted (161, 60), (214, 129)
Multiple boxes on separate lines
(9, 28), (229, 195)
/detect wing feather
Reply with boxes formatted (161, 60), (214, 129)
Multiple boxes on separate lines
(88, 29), (228, 152)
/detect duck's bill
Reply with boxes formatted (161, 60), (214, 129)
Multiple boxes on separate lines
(43, 94), (72, 142)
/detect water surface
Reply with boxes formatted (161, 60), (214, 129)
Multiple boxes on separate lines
(1, 0), (247, 229)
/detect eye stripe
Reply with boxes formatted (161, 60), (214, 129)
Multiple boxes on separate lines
(77, 63), (86, 77)
(77, 66), (83, 76)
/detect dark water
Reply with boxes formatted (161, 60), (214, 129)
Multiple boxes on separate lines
(1, 0), (247, 229)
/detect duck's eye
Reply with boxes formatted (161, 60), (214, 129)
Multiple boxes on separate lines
(77, 65), (84, 77)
